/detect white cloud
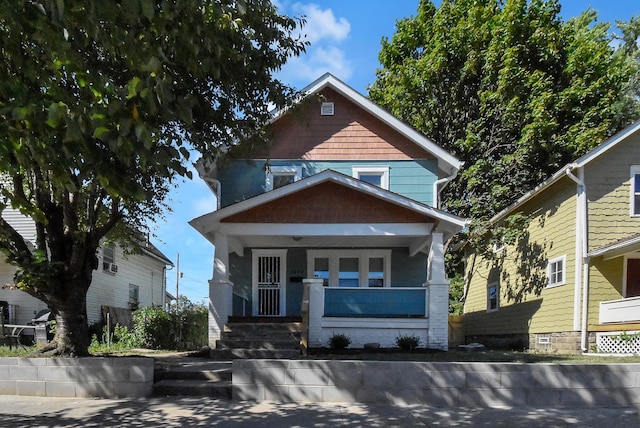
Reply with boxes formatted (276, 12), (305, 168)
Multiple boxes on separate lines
(292, 3), (350, 44)
(279, 45), (352, 84)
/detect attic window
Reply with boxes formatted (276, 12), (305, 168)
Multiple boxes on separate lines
(321, 102), (334, 116)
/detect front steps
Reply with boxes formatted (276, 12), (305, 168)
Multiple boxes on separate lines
(154, 359), (232, 398)
(153, 319), (302, 397)
(211, 319), (302, 360)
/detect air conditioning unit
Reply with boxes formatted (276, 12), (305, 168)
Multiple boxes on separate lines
(109, 263), (118, 273)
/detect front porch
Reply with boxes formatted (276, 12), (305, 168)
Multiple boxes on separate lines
(594, 296), (640, 353)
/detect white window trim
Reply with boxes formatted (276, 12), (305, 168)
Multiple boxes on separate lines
(352, 166), (390, 190)
(630, 166), (640, 217)
(306, 249), (392, 287)
(487, 282), (499, 313)
(266, 165), (302, 191)
(547, 255), (567, 288)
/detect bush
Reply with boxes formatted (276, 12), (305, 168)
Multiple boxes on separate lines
(133, 306), (176, 349)
(396, 334), (421, 351)
(329, 333), (351, 349)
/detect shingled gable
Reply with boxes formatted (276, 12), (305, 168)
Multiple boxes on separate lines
(267, 73), (462, 174)
(191, 169), (466, 231)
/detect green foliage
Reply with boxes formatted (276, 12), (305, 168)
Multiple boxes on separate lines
(169, 296), (208, 348)
(0, 0), (306, 356)
(396, 334), (421, 351)
(371, 0), (640, 226)
(132, 306), (175, 350)
(329, 333), (351, 349)
(89, 323), (140, 353)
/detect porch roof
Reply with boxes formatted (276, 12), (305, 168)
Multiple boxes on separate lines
(589, 233), (640, 260)
(189, 170), (467, 255)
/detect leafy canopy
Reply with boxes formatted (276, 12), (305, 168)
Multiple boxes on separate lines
(0, 0), (306, 355)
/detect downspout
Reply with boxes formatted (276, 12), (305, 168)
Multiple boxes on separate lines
(202, 177), (222, 210)
(565, 164), (590, 352)
(433, 169), (458, 209)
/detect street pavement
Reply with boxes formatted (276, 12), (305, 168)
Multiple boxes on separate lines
(0, 395), (638, 427)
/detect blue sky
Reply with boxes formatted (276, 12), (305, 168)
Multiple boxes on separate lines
(152, 0), (639, 305)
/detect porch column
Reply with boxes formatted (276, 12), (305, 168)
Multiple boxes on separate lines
(425, 232), (450, 351)
(209, 233), (234, 347)
(304, 278), (325, 348)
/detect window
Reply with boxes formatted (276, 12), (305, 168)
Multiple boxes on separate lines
(547, 255), (566, 287)
(266, 166), (302, 191)
(631, 166), (640, 216)
(487, 283), (499, 312)
(352, 166), (389, 190)
(129, 284), (139, 309)
(102, 244), (115, 271)
(307, 250), (391, 287)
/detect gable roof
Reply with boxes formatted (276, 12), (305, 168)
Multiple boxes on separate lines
(491, 119), (640, 223)
(190, 169), (467, 235)
(273, 73), (462, 174)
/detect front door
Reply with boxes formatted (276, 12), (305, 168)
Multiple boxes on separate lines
(252, 250), (287, 316)
(626, 258), (640, 297)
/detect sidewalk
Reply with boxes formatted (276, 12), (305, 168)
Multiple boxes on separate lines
(0, 395), (638, 427)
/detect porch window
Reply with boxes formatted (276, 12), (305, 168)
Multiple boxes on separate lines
(352, 166), (389, 190)
(307, 250), (391, 287)
(631, 166), (640, 216)
(547, 255), (566, 287)
(314, 258), (329, 286)
(487, 283), (499, 312)
(266, 166), (302, 191)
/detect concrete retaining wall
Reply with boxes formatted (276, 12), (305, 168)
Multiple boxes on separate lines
(233, 359), (640, 406)
(0, 357), (154, 398)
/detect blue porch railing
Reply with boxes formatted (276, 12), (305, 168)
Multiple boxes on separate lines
(323, 287), (426, 318)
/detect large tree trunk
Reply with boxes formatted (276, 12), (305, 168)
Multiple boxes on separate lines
(50, 284), (91, 357)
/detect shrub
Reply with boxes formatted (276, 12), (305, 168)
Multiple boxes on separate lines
(329, 333), (351, 349)
(133, 306), (176, 349)
(396, 334), (421, 351)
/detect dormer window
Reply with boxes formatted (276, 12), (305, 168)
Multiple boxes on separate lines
(266, 166), (302, 191)
(352, 166), (389, 190)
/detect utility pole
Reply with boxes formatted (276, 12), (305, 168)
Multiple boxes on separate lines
(175, 252), (180, 306)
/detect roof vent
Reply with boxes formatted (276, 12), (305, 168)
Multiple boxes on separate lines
(321, 102), (334, 116)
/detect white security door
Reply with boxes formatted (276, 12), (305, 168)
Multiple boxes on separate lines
(252, 250), (287, 316)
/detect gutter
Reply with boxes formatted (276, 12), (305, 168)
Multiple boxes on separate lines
(433, 169), (458, 209)
(202, 177), (222, 210)
(565, 164), (590, 351)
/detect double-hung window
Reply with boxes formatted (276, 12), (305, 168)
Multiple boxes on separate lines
(102, 244), (115, 272)
(352, 166), (389, 190)
(307, 250), (391, 287)
(266, 166), (302, 191)
(631, 166), (640, 216)
(547, 255), (566, 288)
(487, 283), (499, 312)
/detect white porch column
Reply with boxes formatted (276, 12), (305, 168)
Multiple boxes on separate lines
(304, 278), (325, 348)
(209, 233), (233, 347)
(425, 232), (450, 351)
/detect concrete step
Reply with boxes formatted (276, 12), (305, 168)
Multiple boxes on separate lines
(153, 379), (232, 398)
(215, 339), (300, 350)
(155, 362), (232, 382)
(210, 348), (301, 360)
(224, 322), (302, 334)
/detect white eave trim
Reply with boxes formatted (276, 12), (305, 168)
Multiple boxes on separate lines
(491, 119), (640, 224)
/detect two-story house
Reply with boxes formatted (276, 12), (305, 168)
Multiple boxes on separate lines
(190, 73), (467, 350)
(463, 120), (640, 354)
(0, 207), (173, 330)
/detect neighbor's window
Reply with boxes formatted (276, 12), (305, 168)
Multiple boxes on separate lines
(102, 244), (115, 271)
(266, 166), (302, 191)
(631, 166), (640, 216)
(547, 255), (566, 287)
(129, 284), (139, 309)
(352, 166), (389, 190)
(487, 283), (499, 312)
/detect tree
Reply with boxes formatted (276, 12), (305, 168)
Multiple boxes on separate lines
(0, 0), (306, 356)
(370, 0), (640, 228)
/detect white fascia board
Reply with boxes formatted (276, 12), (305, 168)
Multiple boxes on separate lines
(297, 73), (463, 174)
(491, 120), (640, 224)
(589, 235), (640, 260)
(219, 223), (434, 237)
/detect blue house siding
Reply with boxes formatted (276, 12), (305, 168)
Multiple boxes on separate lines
(218, 159), (439, 208)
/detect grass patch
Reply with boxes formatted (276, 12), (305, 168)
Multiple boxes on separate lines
(0, 345), (41, 357)
(305, 348), (640, 364)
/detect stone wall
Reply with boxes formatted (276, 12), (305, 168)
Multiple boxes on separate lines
(234, 359), (640, 406)
(0, 357), (154, 398)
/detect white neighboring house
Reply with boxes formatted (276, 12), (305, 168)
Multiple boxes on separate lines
(0, 207), (173, 326)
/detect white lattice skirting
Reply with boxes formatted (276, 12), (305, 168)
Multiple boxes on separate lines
(596, 331), (640, 354)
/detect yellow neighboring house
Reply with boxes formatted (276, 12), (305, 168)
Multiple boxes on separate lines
(463, 120), (640, 354)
